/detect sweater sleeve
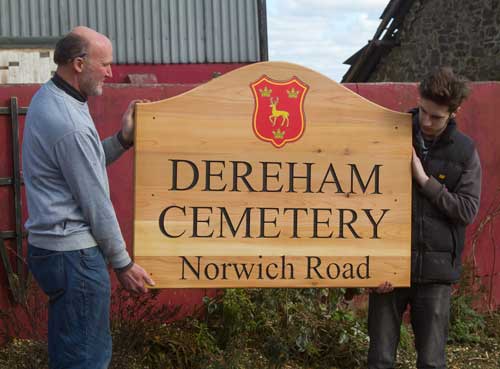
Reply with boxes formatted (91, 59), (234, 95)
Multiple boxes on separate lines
(53, 130), (132, 268)
(101, 133), (127, 166)
(420, 148), (482, 225)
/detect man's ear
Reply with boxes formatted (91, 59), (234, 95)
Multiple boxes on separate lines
(72, 57), (85, 73)
(450, 106), (461, 119)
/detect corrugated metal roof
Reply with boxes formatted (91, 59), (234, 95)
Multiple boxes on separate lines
(0, 0), (263, 64)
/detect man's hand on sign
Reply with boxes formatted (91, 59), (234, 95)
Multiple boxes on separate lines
(411, 147), (429, 187)
(371, 281), (394, 294)
(116, 263), (155, 293)
(120, 99), (150, 146)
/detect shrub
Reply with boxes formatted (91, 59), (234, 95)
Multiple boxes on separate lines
(0, 339), (47, 369)
(202, 288), (369, 369)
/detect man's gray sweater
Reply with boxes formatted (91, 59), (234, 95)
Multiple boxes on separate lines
(22, 80), (131, 269)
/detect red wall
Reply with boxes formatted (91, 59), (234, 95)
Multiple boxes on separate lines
(1, 80), (499, 323)
(345, 82), (500, 309)
(0, 84), (216, 323)
(106, 63), (249, 84)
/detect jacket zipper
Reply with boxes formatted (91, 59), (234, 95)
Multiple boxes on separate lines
(418, 190), (424, 283)
(417, 146), (432, 283)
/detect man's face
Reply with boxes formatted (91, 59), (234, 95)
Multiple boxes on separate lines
(418, 97), (454, 139)
(79, 41), (113, 96)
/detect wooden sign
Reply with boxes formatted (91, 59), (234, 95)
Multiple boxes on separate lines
(134, 62), (412, 288)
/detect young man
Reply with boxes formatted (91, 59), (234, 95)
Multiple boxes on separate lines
(368, 67), (481, 369)
(23, 27), (155, 368)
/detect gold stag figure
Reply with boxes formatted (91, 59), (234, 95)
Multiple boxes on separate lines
(269, 97), (290, 127)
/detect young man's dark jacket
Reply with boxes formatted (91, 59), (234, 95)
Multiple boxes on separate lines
(410, 108), (481, 284)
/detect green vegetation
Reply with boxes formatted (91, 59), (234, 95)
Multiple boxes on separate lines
(0, 284), (499, 369)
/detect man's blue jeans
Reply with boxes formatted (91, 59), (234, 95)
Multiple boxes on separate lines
(368, 284), (452, 369)
(28, 244), (112, 369)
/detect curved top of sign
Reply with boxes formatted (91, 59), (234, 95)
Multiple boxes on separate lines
(139, 61), (408, 116)
(136, 62), (409, 150)
(136, 61), (410, 150)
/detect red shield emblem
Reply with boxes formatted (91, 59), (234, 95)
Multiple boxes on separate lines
(250, 76), (309, 148)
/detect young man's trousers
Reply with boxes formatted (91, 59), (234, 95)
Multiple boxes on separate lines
(368, 284), (452, 369)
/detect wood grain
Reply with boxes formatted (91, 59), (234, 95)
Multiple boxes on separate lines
(134, 61), (412, 288)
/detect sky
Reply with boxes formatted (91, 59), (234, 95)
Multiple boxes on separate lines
(266, 0), (389, 82)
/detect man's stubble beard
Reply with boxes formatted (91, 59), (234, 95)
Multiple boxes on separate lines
(79, 69), (103, 97)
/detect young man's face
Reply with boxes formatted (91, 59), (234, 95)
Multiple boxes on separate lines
(418, 97), (454, 139)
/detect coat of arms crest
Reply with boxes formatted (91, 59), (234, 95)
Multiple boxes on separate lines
(250, 76), (309, 148)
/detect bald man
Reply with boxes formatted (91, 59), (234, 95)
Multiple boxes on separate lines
(23, 27), (154, 368)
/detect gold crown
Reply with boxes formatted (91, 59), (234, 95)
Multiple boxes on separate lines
(259, 86), (272, 97)
(287, 88), (300, 98)
(272, 128), (285, 139)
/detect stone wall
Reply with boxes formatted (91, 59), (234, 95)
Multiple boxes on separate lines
(369, 0), (500, 82)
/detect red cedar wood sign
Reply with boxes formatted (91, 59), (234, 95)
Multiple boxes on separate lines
(134, 62), (412, 288)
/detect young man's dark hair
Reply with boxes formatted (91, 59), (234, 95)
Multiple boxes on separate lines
(53, 33), (89, 65)
(367, 66), (481, 369)
(419, 66), (470, 113)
